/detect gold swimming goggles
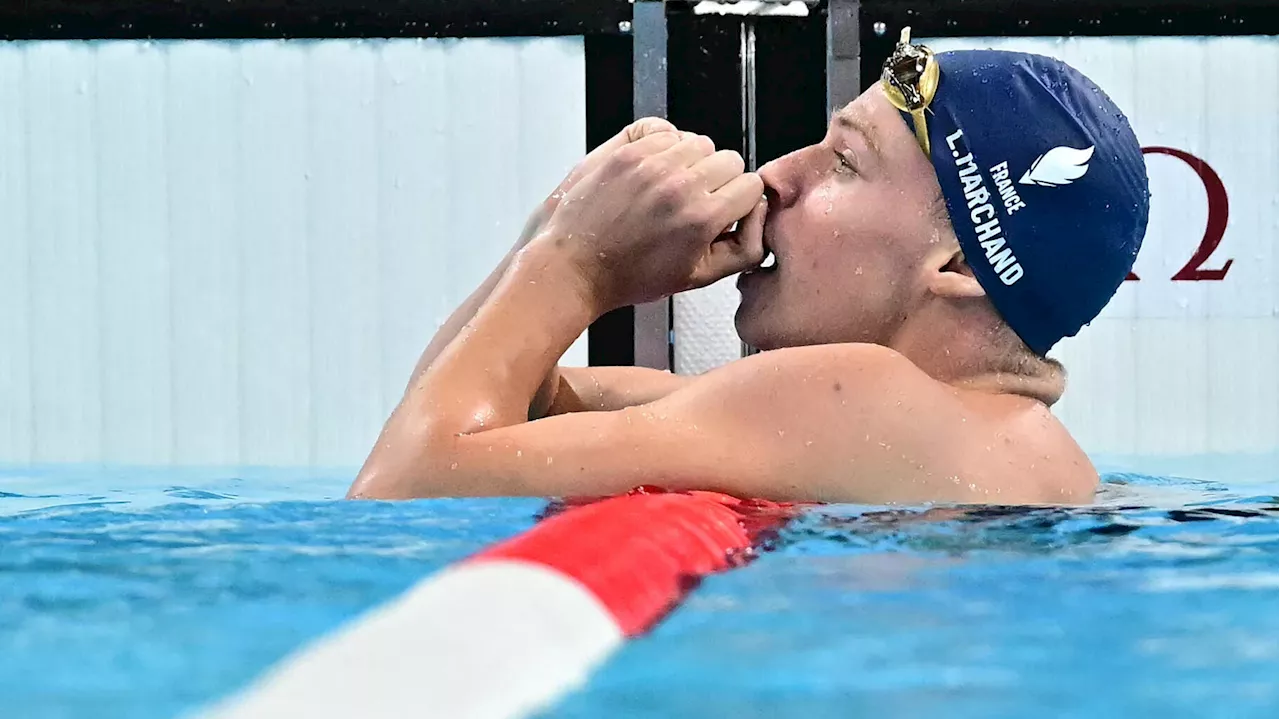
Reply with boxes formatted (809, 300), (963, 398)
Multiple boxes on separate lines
(880, 27), (940, 156)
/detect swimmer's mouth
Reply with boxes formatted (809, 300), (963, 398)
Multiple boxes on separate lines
(747, 241), (778, 274)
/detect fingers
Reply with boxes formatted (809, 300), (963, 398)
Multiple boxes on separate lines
(706, 172), (766, 234)
(557, 117), (679, 195)
(689, 149), (746, 192)
(626, 116), (678, 142)
(690, 195), (769, 287)
(620, 131), (684, 159)
(656, 132), (716, 169)
(596, 118), (677, 159)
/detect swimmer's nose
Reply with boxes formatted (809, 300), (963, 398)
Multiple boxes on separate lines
(757, 148), (804, 209)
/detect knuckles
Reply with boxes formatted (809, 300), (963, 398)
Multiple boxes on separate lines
(689, 134), (715, 157)
(682, 200), (719, 228)
(653, 175), (691, 213)
(601, 130), (756, 235)
(610, 142), (649, 168)
(720, 149), (746, 175)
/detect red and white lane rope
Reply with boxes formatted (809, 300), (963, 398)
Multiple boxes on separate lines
(204, 489), (793, 719)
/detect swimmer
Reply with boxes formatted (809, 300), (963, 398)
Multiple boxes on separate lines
(348, 31), (1149, 504)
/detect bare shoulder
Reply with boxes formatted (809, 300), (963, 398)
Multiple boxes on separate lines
(691, 341), (950, 405)
(959, 395), (1098, 504)
(683, 342), (1097, 505)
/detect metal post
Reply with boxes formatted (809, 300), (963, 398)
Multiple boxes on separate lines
(740, 20), (757, 173)
(740, 17), (760, 358)
(826, 0), (861, 116)
(632, 0), (672, 370)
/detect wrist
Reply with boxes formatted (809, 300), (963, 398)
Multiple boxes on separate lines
(511, 236), (609, 321)
(515, 198), (557, 251)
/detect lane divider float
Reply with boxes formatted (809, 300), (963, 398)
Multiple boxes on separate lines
(203, 488), (794, 719)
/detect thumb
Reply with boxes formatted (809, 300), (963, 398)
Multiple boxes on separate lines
(689, 195), (769, 289)
(624, 116), (678, 142)
(592, 118), (678, 163)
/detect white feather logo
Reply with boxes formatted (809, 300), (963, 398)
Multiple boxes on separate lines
(1018, 145), (1095, 187)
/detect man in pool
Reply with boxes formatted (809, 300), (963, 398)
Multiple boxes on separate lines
(347, 32), (1149, 504)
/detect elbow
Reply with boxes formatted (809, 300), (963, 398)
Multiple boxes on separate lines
(346, 457), (443, 501)
(346, 424), (458, 500)
(345, 469), (384, 499)
(345, 462), (409, 500)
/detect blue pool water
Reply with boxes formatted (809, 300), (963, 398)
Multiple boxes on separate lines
(1, 456), (1276, 719)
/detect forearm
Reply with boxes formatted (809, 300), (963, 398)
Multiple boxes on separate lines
(404, 200), (554, 395)
(351, 242), (596, 498)
(533, 366), (693, 418)
(421, 244), (596, 432)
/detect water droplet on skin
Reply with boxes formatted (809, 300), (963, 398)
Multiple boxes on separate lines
(546, 457), (554, 465)
(804, 440), (813, 447)
(516, 450), (522, 458)
(449, 462), (458, 470)
(777, 430), (785, 437)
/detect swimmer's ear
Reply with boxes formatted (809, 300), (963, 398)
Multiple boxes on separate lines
(930, 250), (986, 299)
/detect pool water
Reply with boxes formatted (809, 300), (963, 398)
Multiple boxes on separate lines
(1, 456), (1276, 719)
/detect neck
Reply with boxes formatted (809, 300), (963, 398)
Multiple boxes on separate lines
(887, 301), (1066, 406)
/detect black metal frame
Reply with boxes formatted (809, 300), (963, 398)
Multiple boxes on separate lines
(585, 33), (641, 367)
(591, 6), (832, 368)
(0, 0), (634, 41)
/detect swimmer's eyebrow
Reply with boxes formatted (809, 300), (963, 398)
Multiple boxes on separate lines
(832, 110), (882, 161)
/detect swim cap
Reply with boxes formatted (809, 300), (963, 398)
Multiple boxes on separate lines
(892, 47), (1149, 354)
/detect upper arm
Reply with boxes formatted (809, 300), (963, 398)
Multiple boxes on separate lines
(355, 344), (964, 502)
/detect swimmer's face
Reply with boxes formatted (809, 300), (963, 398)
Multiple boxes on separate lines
(736, 87), (952, 350)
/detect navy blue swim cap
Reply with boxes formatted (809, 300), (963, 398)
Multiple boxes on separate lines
(903, 49), (1149, 354)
